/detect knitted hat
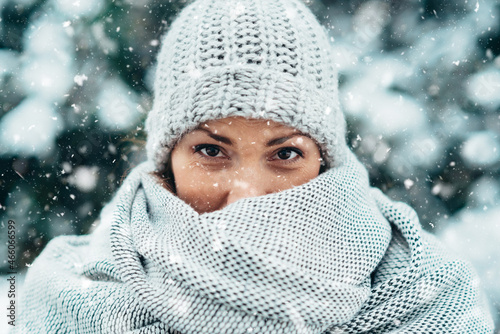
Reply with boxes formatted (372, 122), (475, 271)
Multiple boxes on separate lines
(146, 0), (347, 170)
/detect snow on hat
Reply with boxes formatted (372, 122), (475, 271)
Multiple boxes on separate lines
(146, 0), (347, 170)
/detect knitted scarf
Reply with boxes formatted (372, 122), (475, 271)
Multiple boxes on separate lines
(17, 151), (493, 333)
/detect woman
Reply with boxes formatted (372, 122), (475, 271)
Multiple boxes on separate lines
(17, 0), (493, 333)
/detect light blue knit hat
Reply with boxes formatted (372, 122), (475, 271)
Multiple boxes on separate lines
(146, 0), (347, 170)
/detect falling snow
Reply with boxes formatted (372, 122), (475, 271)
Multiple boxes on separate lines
(0, 0), (499, 330)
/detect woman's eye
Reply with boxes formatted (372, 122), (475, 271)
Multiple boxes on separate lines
(194, 144), (223, 158)
(274, 148), (302, 161)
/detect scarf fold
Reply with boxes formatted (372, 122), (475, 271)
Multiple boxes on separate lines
(17, 151), (494, 333)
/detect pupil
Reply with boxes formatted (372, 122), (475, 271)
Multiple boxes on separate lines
(206, 146), (219, 156)
(278, 149), (291, 159)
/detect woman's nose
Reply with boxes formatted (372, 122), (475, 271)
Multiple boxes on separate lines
(225, 167), (270, 206)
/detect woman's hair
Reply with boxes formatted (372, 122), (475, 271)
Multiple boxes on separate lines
(153, 152), (176, 194)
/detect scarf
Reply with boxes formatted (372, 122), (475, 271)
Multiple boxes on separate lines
(17, 151), (493, 333)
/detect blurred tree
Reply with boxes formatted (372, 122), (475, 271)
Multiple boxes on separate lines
(1, 0), (499, 327)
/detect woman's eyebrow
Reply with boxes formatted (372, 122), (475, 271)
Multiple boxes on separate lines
(193, 127), (305, 147)
(266, 133), (304, 147)
(193, 128), (233, 145)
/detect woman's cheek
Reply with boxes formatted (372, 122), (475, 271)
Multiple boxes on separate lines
(201, 175), (228, 202)
(178, 172), (228, 213)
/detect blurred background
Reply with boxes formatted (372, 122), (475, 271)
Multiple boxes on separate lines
(0, 0), (499, 331)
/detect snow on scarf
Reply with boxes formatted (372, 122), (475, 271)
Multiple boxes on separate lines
(17, 151), (494, 333)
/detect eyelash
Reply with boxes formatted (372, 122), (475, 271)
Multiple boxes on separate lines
(271, 147), (304, 164)
(193, 144), (304, 163)
(194, 144), (227, 160)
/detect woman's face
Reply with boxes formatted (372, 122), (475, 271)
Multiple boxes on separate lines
(170, 117), (323, 214)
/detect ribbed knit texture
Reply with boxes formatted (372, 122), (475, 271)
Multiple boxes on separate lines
(146, 0), (347, 170)
(16, 151), (494, 333)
